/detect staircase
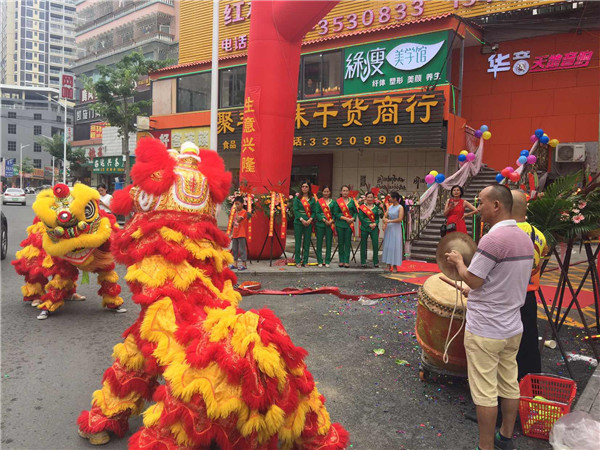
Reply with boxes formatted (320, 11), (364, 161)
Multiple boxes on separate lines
(410, 167), (499, 261)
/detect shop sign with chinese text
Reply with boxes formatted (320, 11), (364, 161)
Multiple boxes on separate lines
(344, 31), (448, 94)
(487, 49), (594, 78)
(214, 91), (444, 151)
(92, 156), (136, 174)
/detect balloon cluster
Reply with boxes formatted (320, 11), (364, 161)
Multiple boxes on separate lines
(458, 149), (476, 163)
(424, 170), (445, 186)
(474, 124), (492, 140)
(530, 128), (559, 148)
(497, 166), (521, 183)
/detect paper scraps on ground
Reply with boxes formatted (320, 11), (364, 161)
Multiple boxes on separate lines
(236, 285), (418, 301)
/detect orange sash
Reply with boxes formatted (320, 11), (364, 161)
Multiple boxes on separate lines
(360, 204), (376, 223)
(246, 194), (253, 242)
(278, 193), (287, 240)
(337, 197), (354, 233)
(226, 207), (236, 235)
(319, 198), (335, 232)
(300, 196), (312, 218)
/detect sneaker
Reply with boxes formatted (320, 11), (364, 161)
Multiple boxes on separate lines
(237, 266), (247, 271)
(37, 310), (49, 320)
(318, 264), (323, 267)
(229, 264), (236, 270)
(70, 293), (86, 301)
(78, 429), (110, 445)
(494, 431), (516, 450)
(31, 299), (41, 307)
(325, 264), (330, 268)
(361, 264), (368, 268)
(113, 306), (127, 313)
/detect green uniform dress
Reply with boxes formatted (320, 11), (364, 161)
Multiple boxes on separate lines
(293, 196), (315, 265)
(358, 203), (383, 266)
(332, 197), (357, 265)
(314, 198), (334, 265)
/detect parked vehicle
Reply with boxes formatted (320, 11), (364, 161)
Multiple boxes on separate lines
(3, 188), (26, 206)
(1, 211), (7, 260)
(25, 187), (36, 194)
(35, 184), (52, 193)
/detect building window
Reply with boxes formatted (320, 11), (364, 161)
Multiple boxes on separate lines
(301, 50), (342, 99)
(8, 111), (16, 118)
(8, 124), (16, 134)
(34, 143), (42, 152)
(177, 72), (211, 113)
(219, 66), (246, 108)
(8, 141), (16, 152)
(56, 116), (62, 122)
(67, 118), (72, 125)
(33, 159), (42, 169)
(34, 113), (42, 120)
(34, 125), (42, 135)
(51, 127), (61, 136)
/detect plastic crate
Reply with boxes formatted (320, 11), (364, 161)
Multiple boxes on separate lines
(519, 373), (577, 440)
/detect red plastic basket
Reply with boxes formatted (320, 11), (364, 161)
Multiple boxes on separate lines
(519, 373), (577, 440)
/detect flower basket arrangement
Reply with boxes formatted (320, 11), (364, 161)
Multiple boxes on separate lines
(527, 171), (600, 246)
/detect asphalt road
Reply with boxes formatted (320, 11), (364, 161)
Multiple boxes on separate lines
(1, 198), (596, 449)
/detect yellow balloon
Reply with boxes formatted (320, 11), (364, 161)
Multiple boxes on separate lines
(543, 133), (548, 138)
(482, 131), (492, 140)
(429, 170), (438, 177)
(460, 150), (469, 156)
(549, 139), (559, 148)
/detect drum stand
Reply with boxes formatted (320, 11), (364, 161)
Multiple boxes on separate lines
(538, 241), (600, 379)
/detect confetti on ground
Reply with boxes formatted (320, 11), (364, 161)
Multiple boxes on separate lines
(373, 348), (385, 355)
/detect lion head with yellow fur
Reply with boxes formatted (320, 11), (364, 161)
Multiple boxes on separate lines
(32, 183), (115, 264)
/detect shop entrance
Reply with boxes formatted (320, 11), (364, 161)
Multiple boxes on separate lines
(291, 154), (333, 192)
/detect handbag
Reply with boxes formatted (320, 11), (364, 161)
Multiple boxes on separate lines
(440, 221), (456, 237)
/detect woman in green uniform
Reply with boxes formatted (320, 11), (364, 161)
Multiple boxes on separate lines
(358, 191), (383, 268)
(332, 185), (357, 268)
(292, 181), (315, 267)
(314, 185), (335, 268)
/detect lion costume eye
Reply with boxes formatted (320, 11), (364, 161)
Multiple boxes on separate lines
(84, 201), (97, 220)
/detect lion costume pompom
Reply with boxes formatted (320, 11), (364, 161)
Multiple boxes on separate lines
(77, 138), (349, 449)
(12, 183), (124, 319)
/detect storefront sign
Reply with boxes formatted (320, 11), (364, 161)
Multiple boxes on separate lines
(92, 156), (136, 174)
(90, 123), (106, 140)
(488, 50), (593, 78)
(181, 0), (565, 63)
(344, 31), (448, 94)
(5, 159), (15, 177)
(75, 104), (101, 124)
(80, 88), (96, 103)
(215, 90), (444, 151)
(32, 168), (44, 179)
(171, 127), (210, 149)
(61, 74), (74, 100)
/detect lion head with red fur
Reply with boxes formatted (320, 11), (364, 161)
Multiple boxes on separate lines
(111, 138), (231, 218)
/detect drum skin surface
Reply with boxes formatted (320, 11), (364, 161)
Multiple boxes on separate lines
(416, 273), (469, 376)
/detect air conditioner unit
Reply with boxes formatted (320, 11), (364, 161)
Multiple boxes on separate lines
(555, 143), (586, 163)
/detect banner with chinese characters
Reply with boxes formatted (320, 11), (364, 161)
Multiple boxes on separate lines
(343, 31), (448, 94)
(487, 49), (593, 78)
(92, 156), (136, 174)
(90, 122), (106, 140)
(239, 88), (261, 186)
(215, 90), (444, 151)
(179, 0), (567, 63)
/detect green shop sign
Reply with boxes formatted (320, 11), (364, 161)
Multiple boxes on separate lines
(92, 156), (136, 174)
(343, 31), (449, 95)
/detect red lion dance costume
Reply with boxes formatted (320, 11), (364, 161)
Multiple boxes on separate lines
(12, 183), (124, 319)
(77, 138), (349, 449)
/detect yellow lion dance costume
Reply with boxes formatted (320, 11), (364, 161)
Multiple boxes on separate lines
(77, 138), (348, 449)
(12, 183), (125, 319)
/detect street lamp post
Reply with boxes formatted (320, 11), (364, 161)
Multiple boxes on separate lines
(20, 144), (30, 189)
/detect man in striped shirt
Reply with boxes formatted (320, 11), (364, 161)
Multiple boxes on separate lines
(446, 184), (534, 450)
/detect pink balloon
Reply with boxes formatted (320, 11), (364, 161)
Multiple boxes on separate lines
(506, 167), (515, 173)
(425, 174), (435, 184)
(530, 134), (538, 144)
(466, 153), (476, 162)
(516, 160), (523, 166)
(527, 155), (537, 164)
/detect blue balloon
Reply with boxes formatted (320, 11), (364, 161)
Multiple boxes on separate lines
(518, 155), (528, 165)
(480, 125), (489, 132)
(520, 150), (530, 157)
(458, 154), (467, 162)
(540, 135), (550, 144)
(496, 173), (504, 183)
(435, 174), (445, 183)
(535, 128), (544, 138)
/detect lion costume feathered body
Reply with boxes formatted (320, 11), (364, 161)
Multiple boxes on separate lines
(77, 138), (348, 449)
(12, 183), (124, 316)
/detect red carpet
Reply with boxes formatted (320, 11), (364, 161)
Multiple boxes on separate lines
(396, 260), (441, 273)
(539, 285), (597, 309)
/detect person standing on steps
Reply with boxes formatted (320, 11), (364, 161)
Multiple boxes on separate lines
(292, 181), (315, 268)
(359, 191), (383, 268)
(381, 192), (405, 272)
(444, 185), (477, 235)
(314, 185), (335, 268)
(332, 185), (357, 268)
(445, 184), (534, 450)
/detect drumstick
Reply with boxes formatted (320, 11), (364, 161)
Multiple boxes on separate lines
(439, 275), (469, 297)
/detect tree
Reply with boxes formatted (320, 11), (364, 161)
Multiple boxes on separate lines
(35, 134), (88, 177)
(15, 157), (34, 175)
(82, 51), (172, 184)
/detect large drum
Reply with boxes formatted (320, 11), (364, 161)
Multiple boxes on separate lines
(415, 273), (468, 378)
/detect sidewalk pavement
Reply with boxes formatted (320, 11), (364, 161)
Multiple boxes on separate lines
(574, 363), (600, 421)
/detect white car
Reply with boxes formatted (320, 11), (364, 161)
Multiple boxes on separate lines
(3, 188), (26, 206)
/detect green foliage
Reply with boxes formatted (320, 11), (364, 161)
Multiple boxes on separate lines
(528, 171), (600, 246)
(15, 157), (34, 174)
